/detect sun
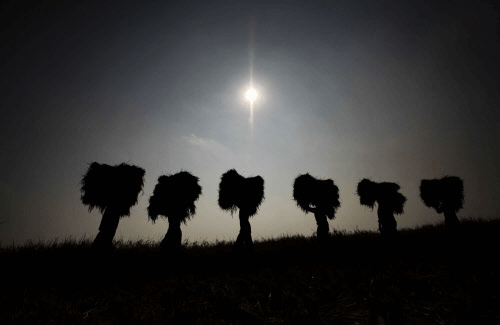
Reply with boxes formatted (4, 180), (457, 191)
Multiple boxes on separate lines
(245, 88), (258, 103)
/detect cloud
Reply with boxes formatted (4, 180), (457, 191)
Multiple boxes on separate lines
(183, 134), (215, 147)
(181, 134), (236, 160)
(179, 133), (257, 177)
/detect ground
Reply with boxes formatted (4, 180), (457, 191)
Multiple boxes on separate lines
(1, 219), (499, 324)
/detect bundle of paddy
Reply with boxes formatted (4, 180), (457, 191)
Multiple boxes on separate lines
(356, 178), (406, 235)
(81, 162), (145, 250)
(218, 169), (264, 217)
(420, 176), (463, 228)
(356, 178), (378, 209)
(293, 173), (340, 242)
(148, 171), (202, 251)
(218, 169), (264, 252)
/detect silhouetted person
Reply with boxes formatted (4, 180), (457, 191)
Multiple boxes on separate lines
(94, 207), (120, 249)
(147, 171), (202, 253)
(377, 205), (396, 235)
(293, 173), (340, 244)
(235, 207), (254, 251)
(357, 179), (406, 236)
(420, 176), (463, 229)
(162, 217), (182, 251)
(218, 169), (264, 254)
(80, 162), (145, 251)
(308, 206), (330, 242)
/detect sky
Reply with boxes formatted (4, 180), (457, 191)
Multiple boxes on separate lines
(1, 0), (499, 246)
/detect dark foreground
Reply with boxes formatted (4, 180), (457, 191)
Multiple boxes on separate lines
(1, 219), (499, 324)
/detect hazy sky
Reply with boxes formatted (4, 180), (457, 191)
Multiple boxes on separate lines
(1, 0), (499, 245)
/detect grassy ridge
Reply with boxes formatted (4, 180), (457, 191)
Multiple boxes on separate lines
(1, 218), (500, 324)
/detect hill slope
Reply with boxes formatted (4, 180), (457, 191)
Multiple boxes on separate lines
(1, 219), (499, 324)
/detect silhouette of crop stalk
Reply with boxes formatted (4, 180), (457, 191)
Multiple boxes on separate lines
(147, 171), (202, 252)
(293, 173), (340, 244)
(357, 179), (406, 236)
(80, 162), (145, 251)
(420, 176), (463, 229)
(218, 169), (264, 254)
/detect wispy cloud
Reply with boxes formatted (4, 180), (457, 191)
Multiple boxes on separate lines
(182, 134), (232, 155)
(180, 134), (244, 166)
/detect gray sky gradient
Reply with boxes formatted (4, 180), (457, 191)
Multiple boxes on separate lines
(1, 0), (499, 245)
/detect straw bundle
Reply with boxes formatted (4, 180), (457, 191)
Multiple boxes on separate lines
(420, 179), (442, 210)
(378, 191), (407, 215)
(242, 176), (265, 217)
(357, 179), (406, 214)
(420, 176), (464, 213)
(356, 178), (378, 209)
(293, 174), (316, 213)
(80, 162), (145, 217)
(293, 173), (340, 219)
(218, 169), (264, 217)
(147, 171), (202, 224)
(218, 169), (244, 215)
(440, 176), (464, 213)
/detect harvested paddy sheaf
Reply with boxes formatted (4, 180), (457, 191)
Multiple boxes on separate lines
(147, 171), (202, 224)
(218, 169), (265, 252)
(420, 176), (464, 229)
(293, 173), (340, 220)
(357, 178), (407, 235)
(1, 218), (499, 324)
(218, 169), (265, 218)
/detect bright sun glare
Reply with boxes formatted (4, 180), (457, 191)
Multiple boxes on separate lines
(245, 88), (258, 103)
